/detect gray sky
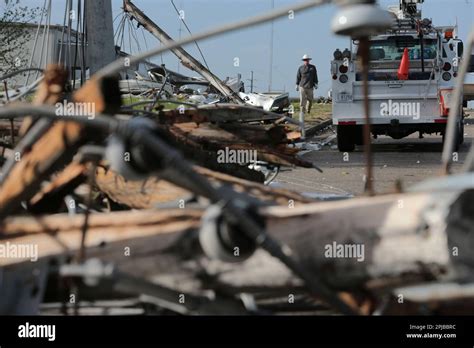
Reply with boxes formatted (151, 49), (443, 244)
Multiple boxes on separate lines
(7, 0), (474, 97)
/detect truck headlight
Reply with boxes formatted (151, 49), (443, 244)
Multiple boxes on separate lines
(443, 62), (452, 71)
(339, 65), (348, 74)
(442, 72), (451, 81)
(339, 74), (349, 83)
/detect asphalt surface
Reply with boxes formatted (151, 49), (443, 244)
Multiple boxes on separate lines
(274, 124), (473, 196)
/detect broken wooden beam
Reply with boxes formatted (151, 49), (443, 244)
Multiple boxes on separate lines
(0, 75), (120, 220)
(28, 162), (90, 214)
(0, 209), (202, 267)
(18, 64), (68, 137)
(123, 0), (243, 104)
(2, 188), (472, 292)
(94, 165), (312, 209)
(165, 122), (311, 168)
(261, 189), (474, 289)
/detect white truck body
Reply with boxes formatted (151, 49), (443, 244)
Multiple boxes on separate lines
(331, 0), (465, 151)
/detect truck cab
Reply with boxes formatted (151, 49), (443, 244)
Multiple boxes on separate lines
(331, 0), (465, 152)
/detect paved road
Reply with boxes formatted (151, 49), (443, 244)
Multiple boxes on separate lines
(274, 124), (473, 196)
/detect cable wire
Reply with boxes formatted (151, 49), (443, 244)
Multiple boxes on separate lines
(95, 0), (330, 80)
(170, 0), (211, 70)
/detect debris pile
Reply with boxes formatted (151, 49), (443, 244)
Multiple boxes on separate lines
(0, 0), (473, 317)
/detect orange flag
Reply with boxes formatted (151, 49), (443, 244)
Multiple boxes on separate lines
(397, 48), (410, 80)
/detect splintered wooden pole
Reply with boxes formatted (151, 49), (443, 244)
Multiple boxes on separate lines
(0, 121), (84, 219)
(2, 188), (472, 292)
(123, 0), (242, 103)
(0, 209), (202, 267)
(19, 65), (68, 136)
(0, 75), (120, 220)
(261, 189), (474, 289)
(94, 165), (311, 210)
(28, 162), (90, 213)
(0, 65), (70, 219)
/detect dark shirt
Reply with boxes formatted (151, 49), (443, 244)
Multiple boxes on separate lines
(296, 64), (318, 89)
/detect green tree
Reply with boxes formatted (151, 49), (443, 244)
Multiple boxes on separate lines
(0, 0), (40, 75)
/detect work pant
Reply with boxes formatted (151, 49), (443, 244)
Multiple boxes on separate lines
(299, 87), (313, 114)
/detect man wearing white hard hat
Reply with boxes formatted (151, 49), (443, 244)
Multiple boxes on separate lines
(296, 54), (318, 139)
(296, 54), (318, 113)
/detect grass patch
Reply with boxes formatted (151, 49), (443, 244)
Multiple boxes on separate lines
(290, 101), (332, 125)
(121, 96), (191, 111)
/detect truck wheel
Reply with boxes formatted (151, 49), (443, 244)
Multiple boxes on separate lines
(441, 119), (463, 151)
(354, 126), (364, 145)
(337, 126), (355, 152)
(453, 120), (463, 151)
(454, 133), (460, 152)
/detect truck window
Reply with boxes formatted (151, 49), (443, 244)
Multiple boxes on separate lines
(369, 37), (437, 61)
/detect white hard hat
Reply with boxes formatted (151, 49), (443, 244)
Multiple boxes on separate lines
(302, 54), (312, 60)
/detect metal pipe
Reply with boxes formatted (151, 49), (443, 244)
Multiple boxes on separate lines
(359, 37), (374, 195)
(0, 68), (44, 82)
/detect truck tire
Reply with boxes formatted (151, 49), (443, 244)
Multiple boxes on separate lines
(337, 126), (355, 152)
(354, 126), (364, 145)
(441, 119), (463, 152)
(454, 119), (463, 151)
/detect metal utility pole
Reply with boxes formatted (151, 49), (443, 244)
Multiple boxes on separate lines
(85, 0), (116, 75)
(250, 71), (254, 93)
(123, 0), (243, 104)
(268, 0), (275, 92)
(177, 1), (183, 73)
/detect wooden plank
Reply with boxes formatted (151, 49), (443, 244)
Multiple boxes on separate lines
(94, 165), (312, 209)
(28, 162), (90, 213)
(0, 118), (84, 219)
(261, 190), (467, 289)
(95, 166), (192, 209)
(167, 122), (312, 168)
(0, 209), (202, 267)
(0, 76), (120, 219)
(19, 64), (68, 136)
(1, 189), (472, 305)
(195, 166), (312, 204)
(156, 106), (283, 124)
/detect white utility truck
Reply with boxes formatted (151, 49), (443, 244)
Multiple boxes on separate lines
(331, 0), (465, 151)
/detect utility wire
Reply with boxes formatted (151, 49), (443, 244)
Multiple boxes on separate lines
(170, 0), (211, 70)
(95, 0), (330, 80)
